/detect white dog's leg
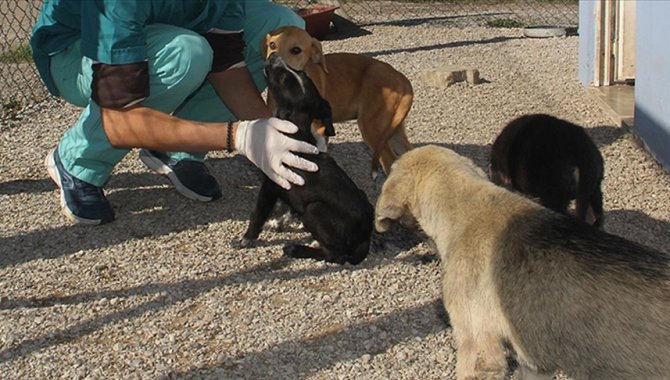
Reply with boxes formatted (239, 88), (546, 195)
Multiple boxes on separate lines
(516, 364), (553, 380)
(455, 336), (479, 380)
(454, 335), (507, 380)
(455, 334), (507, 380)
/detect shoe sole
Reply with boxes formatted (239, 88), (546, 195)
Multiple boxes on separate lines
(139, 151), (214, 202)
(45, 148), (104, 226)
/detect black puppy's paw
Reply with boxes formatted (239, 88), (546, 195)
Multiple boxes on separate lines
(232, 236), (257, 249)
(282, 244), (301, 258)
(283, 240), (321, 258)
(283, 244), (352, 265)
(282, 244), (320, 260)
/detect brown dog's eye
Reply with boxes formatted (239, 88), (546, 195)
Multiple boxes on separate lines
(269, 42), (277, 50)
(290, 47), (302, 55)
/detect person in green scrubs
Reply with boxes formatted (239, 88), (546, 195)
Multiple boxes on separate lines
(31, 0), (321, 225)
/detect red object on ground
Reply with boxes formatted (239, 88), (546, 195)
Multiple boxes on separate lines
(296, 6), (339, 40)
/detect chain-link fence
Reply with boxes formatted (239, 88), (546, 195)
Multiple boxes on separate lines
(1, 0), (578, 120)
(1, 0), (47, 119)
(279, 0), (578, 27)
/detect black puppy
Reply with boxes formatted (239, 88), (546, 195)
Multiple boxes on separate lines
(239, 53), (374, 265)
(489, 113), (605, 228)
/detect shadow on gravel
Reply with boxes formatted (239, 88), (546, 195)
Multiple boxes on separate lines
(0, 255), (441, 365)
(361, 13), (513, 28)
(366, 35), (523, 60)
(586, 124), (628, 147)
(324, 12), (514, 41)
(172, 298), (449, 379)
(0, 178), (54, 195)
(0, 183), (254, 268)
(604, 209), (670, 253)
(419, 141), (491, 171)
(0, 143), (381, 268)
(0, 258), (356, 363)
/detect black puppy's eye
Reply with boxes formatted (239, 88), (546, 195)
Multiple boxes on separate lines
(269, 42), (277, 50)
(290, 47), (302, 55)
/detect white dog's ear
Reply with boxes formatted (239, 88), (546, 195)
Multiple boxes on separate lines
(375, 203), (404, 233)
(310, 38), (328, 73)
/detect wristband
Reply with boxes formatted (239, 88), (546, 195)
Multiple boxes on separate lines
(226, 120), (234, 153)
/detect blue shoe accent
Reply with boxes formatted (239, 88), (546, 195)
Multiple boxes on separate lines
(45, 148), (115, 225)
(139, 150), (222, 202)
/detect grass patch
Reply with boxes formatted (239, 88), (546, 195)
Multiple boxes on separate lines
(1, 97), (21, 119)
(0, 44), (33, 64)
(487, 18), (525, 28)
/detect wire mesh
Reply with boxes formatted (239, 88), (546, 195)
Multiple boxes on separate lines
(0, 0), (47, 119)
(280, 0), (578, 28)
(0, 0), (578, 120)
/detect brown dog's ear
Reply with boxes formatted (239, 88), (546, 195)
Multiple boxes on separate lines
(260, 33), (270, 60)
(310, 37), (328, 73)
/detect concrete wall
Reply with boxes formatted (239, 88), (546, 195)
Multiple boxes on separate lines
(578, 0), (596, 86)
(578, 0), (669, 171)
(635, 0), (670, 171)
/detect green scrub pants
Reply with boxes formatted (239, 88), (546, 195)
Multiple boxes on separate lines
(49, 1), (304, 187)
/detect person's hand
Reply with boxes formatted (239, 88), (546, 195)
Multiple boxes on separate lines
(235, 118), (320, 189)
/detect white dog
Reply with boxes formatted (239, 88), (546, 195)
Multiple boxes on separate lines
(375, 145), (670, 380)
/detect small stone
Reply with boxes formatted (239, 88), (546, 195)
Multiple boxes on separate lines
(421, 66), (482, 88)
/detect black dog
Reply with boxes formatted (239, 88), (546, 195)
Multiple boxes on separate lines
(489, 113), (605, 228)
(239, 53), (374, 265)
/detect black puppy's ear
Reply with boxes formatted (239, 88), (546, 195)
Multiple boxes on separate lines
(317, 99), (336, 136)
(323, 116), (336, 137)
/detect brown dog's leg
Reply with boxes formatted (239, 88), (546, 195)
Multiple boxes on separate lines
(361, 91), (413, 176)
(388, 124), (413, 155)
(380, 126), (413, 174)
(359, 109), (398, 177)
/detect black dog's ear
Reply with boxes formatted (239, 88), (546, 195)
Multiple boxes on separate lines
(317, 99), (336, 136)
(323, 116), (336, 137)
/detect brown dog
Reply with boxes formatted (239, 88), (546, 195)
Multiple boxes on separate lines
(375, 145), (670, 380)
(262, 25), (414, 176)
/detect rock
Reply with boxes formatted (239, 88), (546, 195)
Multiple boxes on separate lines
(420, 66), (481, 87)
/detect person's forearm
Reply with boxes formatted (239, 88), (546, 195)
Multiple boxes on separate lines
(207, 67), (272, 119)
(101, 66), (270, 153)
(101, 105), (237, 152)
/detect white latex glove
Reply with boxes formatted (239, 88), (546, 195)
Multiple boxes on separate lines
(235, 118), (320, 190)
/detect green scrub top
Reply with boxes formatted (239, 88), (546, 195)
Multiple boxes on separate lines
(31, 0), (245, 96)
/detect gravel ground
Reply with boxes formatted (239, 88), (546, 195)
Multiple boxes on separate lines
(1, 23), (669, 379)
